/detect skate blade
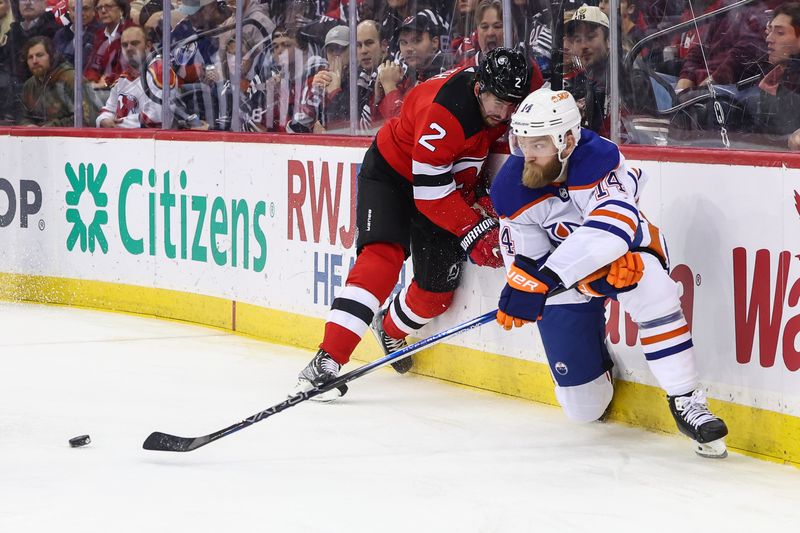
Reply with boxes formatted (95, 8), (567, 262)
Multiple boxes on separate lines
(694, 438), (728, 459)
(289, 380), (346, 403)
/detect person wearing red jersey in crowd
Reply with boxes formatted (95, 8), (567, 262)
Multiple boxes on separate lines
(456, 0), (544, 89)
(293, 47), (532, 399)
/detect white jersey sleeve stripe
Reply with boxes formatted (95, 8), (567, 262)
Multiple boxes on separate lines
(413, 182), (457, 200)
(412, 160), (453, 176)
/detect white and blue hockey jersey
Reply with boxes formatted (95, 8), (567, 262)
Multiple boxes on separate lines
(490, 129), (667, 297)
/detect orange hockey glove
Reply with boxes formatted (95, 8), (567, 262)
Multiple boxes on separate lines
(577, 251), (645, 298)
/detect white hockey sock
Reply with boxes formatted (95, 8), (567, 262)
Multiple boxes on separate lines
(638, 310), (698, 396)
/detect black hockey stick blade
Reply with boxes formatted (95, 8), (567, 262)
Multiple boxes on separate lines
(143, 432), (209, 452)
(142, 384), (349, 452)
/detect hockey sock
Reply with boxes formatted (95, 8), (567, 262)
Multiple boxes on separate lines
(638, 310), (698, 396)
(383, 281), (455, 339)
(321, 242), (406, 364)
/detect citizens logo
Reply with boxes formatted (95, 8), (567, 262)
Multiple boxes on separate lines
(63, 162), (268, 272)
(65, 163), (109, 253)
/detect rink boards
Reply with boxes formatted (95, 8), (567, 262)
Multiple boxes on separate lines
(0, 129), (798, 465)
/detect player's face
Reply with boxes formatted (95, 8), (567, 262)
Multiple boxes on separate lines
(766, 14), (800, 65)
(477, 90), (516, 127)
(517, 135), (563, 188)
(516, 135), (559, 159)
(477, 7), (503, 53)
(26, 43), (51, 78)
(398, 30), (438, 70)
(565, 23), (608, 71)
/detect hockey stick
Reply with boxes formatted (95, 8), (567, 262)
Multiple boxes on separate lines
(142, 309), (500, 452)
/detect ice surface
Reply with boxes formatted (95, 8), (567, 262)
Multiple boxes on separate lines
(0, 302), (797, 533)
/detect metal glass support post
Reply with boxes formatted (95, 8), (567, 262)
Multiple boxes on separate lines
(231, 3), (244, 131)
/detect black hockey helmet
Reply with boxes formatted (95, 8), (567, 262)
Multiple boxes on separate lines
(476, 47), (531, 103)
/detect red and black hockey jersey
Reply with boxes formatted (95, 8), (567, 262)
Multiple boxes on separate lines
(375, 65), (508, 237)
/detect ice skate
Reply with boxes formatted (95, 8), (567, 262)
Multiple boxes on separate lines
(668, 389), (729, 458)
(291, 349), (347, 402)
(371, 308), (412, 374)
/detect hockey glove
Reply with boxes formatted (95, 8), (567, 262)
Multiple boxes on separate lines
(497, 255), (562, 330)
(459, 218), (503, 268)
(577, 251), (645, 298)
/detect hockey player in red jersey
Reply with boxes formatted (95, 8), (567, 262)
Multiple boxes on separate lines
(490, 87), (728, 457)
(293, 47), (535, 399)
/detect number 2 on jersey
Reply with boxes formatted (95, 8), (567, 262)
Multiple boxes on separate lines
(419, 122), (447, 152)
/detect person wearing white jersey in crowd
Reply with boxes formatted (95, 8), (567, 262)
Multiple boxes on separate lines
(489, 87), (729, 458)
(97, 25), (176, 128)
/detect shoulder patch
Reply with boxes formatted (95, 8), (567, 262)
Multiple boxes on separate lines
(432, 68), (484, 139)
(567, 129), (621, 188)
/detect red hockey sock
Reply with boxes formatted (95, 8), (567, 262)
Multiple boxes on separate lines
(383, 281), (455, 338)
(320, 242), (405, 364)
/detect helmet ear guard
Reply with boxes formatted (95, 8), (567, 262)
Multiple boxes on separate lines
(510, 88), (582, 161)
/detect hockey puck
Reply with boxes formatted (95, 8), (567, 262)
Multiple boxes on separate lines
(69, 435), (91, 448)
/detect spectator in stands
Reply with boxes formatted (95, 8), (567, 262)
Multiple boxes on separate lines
(449, 0), (477, 58)
(753, 3), (800, 150)
(0, 0), (13, 42)
(511, 0), (555, 79)
(17, 35), (88, 125)
(219, 0), (274, 63)
(54, 0), (101, 66)
(564, 4), (654, 137)
(356, 18), (387, 131)
(379, 0), (440, 55)
(564, 4), (609, 132)
(294, 24), (352, 133)
(674, 0), (775, 94)
(599, 0), (645, 54)
(96, 25), (176, 128)
(171, 0), (231, 129)
(457, 1), (545, 92)
(6, 0), (60, 91)
(458, 0), (502, 67)
(84, 0), (135, 89)
(0, 0), (16, 122)
(397, 10), (448, 78)
(244, 25), (309, 132)
(373, 10), (449, 121)
(279, 0), (338, 53)
(357, 17), (386, 74)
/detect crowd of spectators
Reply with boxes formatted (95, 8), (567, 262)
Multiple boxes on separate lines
(0, 0), (798, 150)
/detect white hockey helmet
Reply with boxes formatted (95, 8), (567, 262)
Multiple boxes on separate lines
(510, 88), (582, 162)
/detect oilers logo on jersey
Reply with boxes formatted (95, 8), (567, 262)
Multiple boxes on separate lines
(543, 220), (581, 242)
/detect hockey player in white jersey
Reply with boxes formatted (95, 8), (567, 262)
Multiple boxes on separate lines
(490, 87), (729, 458)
